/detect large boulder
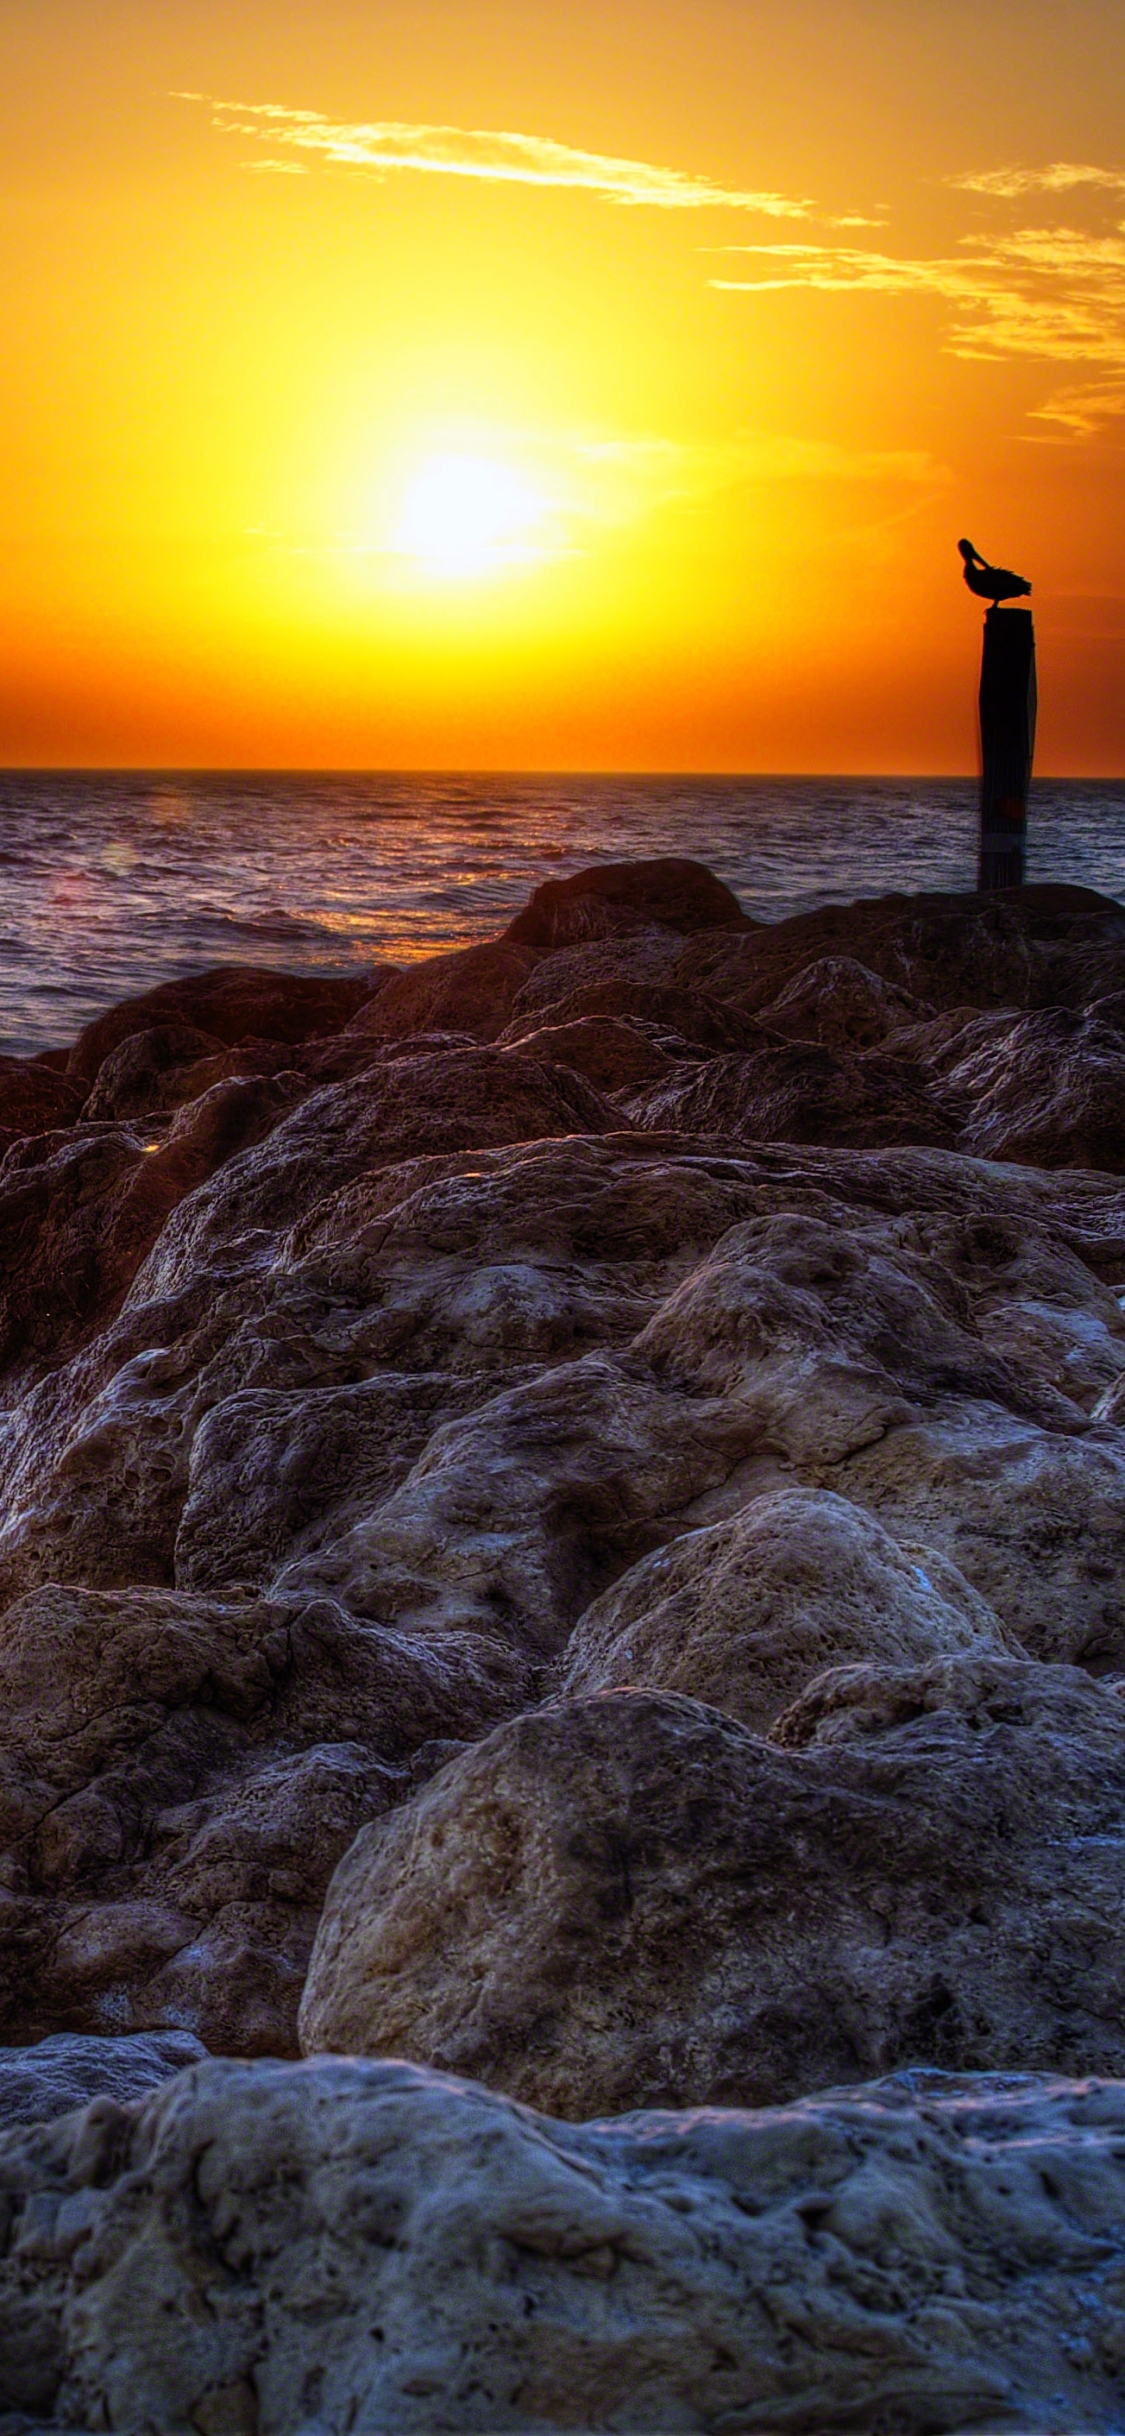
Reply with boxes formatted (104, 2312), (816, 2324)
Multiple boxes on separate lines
(626, 1039), (957, 1151)
(500, 1014), (678, 1093)
(344, 942), (538, 1045)
(500, 977), (759, 1052)
(508, 925), (686, 1011)
(0, 1074), (301, 1377)
(65, 964), (387, 1086)
(300, 1670), (1125, 2113)
(1, 2054), (1123, 2431)
(561, 1487), (1015, 1730)
(506, 857), (750, 950)
(758, 954), (930, 1049)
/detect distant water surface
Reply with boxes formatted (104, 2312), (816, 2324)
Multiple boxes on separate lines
(0, 770), (1123, 1057)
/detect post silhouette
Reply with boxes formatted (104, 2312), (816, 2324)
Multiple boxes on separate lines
(977, 605), (1036, 891)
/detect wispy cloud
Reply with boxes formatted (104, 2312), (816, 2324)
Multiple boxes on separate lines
(179, 93), (814, 217)
(709, 171), (1125, 435)
(950, 162), (1125, 199)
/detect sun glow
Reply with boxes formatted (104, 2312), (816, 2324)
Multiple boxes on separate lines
(394, 452), (548, 577)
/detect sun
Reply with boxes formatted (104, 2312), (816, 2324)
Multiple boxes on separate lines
(395, 452), (546, 578)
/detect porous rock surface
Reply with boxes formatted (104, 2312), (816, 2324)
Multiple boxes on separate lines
(300, 1666), (1125, 2110)
(560, 1486), (1016, 1730)
(1, 2054), (1123, 2434)
(5, 863), (1125, 2423)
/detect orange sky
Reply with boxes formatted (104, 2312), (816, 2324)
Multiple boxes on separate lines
(3, 0), (1125, 771)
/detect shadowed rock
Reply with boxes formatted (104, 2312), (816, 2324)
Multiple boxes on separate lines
(66, 964), (388, 1087)
(506, 856), (750, 950)
(0, 1583), (530, 2051)
(0, 2054), (1122, 2431)
(0, 1074), (303, 1377)
(344, 941), (539, 1044)
(626, 1038), (956, 1151)
(0, 2028), (205, 2131)
(951, 1005), (1125, 1168)
(508, 926), (686, 1011)
(757, 954), (931, 1048)
(500, 1014), (678, 1093)
(501, 976), (760, 1052)
(0, 1055), (82, 1139)
(300, 1670), (1125, 2113)
(673, 882), (1125, 1017)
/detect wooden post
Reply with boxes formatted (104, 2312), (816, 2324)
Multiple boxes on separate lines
(978, 604), (1036, 891)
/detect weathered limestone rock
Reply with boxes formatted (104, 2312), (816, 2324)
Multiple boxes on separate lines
(506, 856), (750, 949)
(500, 1013), (678, 1093)
(0, 2029), (205, 2131)
(81, 1023), (230, 1121)
(0, 1584), (528, 2051)
(507, 925), (685, 1012)
(501, 976), (758, 1052)
(2, 2054), (1124, 2432)
(0, 1075), (301, 1377)
(300, 1672), (1125, 2113)
(561, 1488), (1016, 1730)
(131, 1049), (615, 1302)
(626, 1039), (957, 1150)
(952, 1005), (1125, 1168)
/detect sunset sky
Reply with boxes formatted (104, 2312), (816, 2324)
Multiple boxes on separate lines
(4, 0), (1125, 771)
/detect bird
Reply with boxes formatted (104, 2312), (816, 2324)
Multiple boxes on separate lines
(958, 538), (1032, 604)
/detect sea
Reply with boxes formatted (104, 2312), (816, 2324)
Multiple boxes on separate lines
(1, 769), (1124, 1060)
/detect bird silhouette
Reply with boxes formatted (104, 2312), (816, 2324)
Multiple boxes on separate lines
(958, 538), (1031, 604)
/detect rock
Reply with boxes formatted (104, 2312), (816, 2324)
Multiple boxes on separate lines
(1, 2055), (1124, 2432)
(758, 954), (931, 1048)
(0, 2029), (205, 2131)
(561, 1487), (1015, 1731)
(837, 1402), (1125, 1668)
(626, 1039), (957, 1151)
(505, 856), (750, 950)
(672, 881), (1125, 1018)
(81, 1023), (230, 1121)
(0, 1076), (302, 1379)
(0, 1056), (81, 1138)
(271, 1351), (762, 1655)
(952, 1006), (1125, 1169)
(344, 942), (538, 1044)
(300, 1670), (1125, 2112)
(65, 965), (388, 1087)
(131, 1050), (616, 1303)
(502, 1015), (678, 1094)
(0, 1583), (528, 2051)
(501, 976), (759, 1052)
(508, 925), (686, 1012)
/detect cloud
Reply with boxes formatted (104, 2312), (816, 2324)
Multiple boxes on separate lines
(950, 162), (1125, 199)
(709, 173), (1125, 435)
(180, 93), (814, 217)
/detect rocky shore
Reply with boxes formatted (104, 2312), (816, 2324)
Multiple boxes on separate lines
(3, 857), (1125, 2430)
